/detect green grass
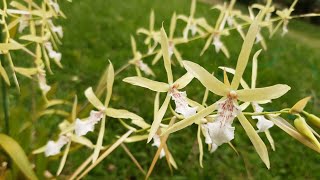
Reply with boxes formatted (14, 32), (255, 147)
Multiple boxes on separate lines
(2, 0), (320, 179)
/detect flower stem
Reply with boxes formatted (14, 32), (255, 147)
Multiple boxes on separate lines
(0, 28), (10, 135)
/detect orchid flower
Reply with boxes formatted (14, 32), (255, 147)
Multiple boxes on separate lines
(128, 36), (155, 77)
(251, 0), (275, 35)
(197, 2), (231, 58)
(177, 0), (206, 39)
(215, 0), (246, 39)
(33, 97), (99, 175)
(123, 26), (195, 143)
(152, 13), (186, 66)
(162, 17), (291, 168)
(137, 10), (160, 54)
(81, 62), (150, 163)
(272, 0), (298, 37)
(220, 49), (276, 150)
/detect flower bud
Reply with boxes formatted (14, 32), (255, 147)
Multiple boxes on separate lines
(294, 117), (320, 149)
(306, 114), (320, 128)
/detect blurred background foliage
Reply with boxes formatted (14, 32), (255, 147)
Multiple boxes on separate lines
(1, 0), (320, 179)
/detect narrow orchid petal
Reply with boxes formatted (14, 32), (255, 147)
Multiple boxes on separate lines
(265, 130), (275, 151)
(197, 125), (204, 168)
(84, 87), (105, 110)
(251, 49), (262, 88)
(173, 47), (183, 67)
(237, 84), (290, 102)
(147, 93), (171, 143)
(152, 51), (163, 65)
(231, 18), (260, 90)
(183, 61), (229, 96)
(123, 76), (169, 92)
(106, 108), (150, 129)
(150, 10), (155, 31)
(92, 116), (106, 163)
(200, 34), (213, 56)
(169, 12), (177, 39)
(71, 95), (78, 122)
(290, 96), (311, 114)
(56, 141), (71, 175)
(174, 72), (194, 89)
(130, 36), (137, 55)
(237, 113), (270, 169)
(219, 66), (250, 89)
(162, 103), (217, 136)
(105, 62), (114, 107)
(160, 27), (173, 84)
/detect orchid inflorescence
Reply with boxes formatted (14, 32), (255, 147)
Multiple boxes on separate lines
(1, 0), (320, 179)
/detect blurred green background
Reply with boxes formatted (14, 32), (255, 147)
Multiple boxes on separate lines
(2, 0), (320, 179)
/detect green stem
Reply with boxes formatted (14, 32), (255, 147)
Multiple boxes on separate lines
(0, 26), (9, 135)
(1, 78), (9, 135)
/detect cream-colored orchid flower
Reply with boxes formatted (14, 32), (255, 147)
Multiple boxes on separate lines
(137, 10), (160, 54)
(152, 13), (186, 66)
(271, 0), (298, 37)
(163, 16), (291, 168)
(128, 36), (155, 77)
(219, 50), (276, 150)
(177, 0), (205, 39)
(123, 27), (194, 143)
(214, 0), (246, 39)
(251, 0), (275, 35)
(197, 2), (232, 58)
(84, 62), (149, 163)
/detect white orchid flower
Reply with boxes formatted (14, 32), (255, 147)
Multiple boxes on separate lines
(45, 136), (69, 157)
(75, 110), (104, 136)
(129, 36), (155, 77)
(123, 27), (194, 142)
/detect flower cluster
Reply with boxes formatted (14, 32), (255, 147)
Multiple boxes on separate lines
(1, 0), (320, 179)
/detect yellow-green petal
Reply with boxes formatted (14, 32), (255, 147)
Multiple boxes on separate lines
(183, 60), (229, 96)
(237, 84), (290, 102)
(123, 76), (169, 92)
(237, 113), (270, 169)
